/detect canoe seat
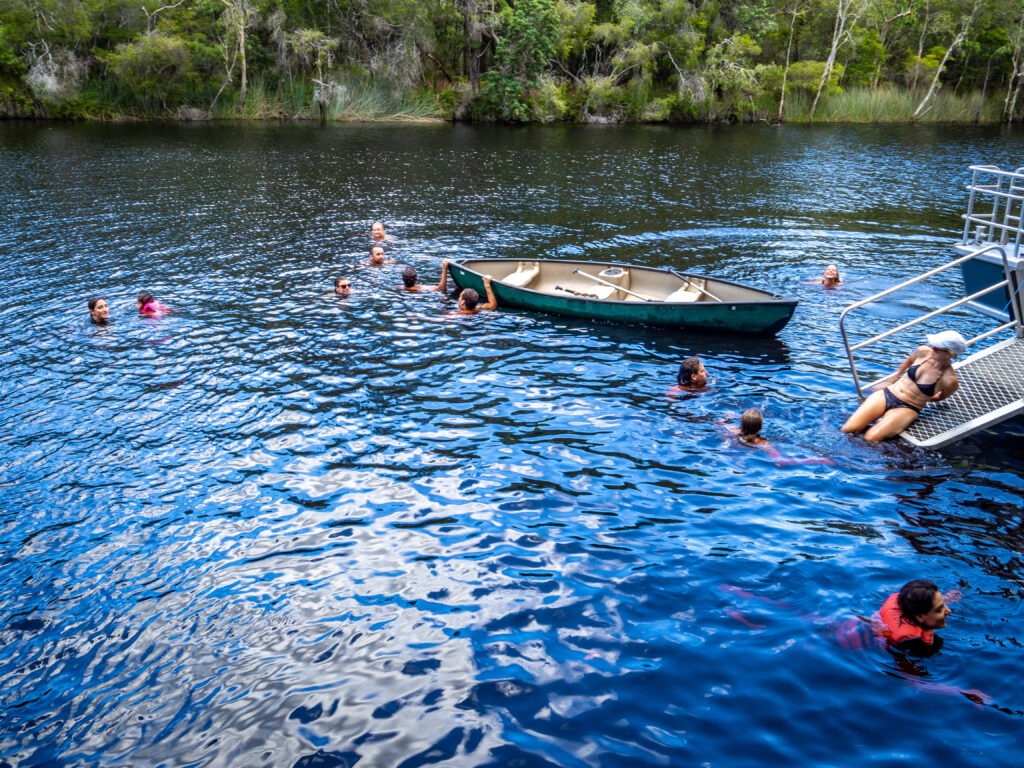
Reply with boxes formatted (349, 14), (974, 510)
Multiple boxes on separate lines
(504, 262), (540, 288)
(665, 286), (701, 303)
(592, 285), (619, 300)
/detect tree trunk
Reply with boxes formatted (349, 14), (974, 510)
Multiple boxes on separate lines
(777, 3), (801, 123)
(810, 0), (860, 120)
(913, 4), (978, 119)
(238, 22), (247, 110)
(464, 0), (481, 94)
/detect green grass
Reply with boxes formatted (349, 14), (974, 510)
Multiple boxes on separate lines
(783, 86), (1003, 123)
(208, 75), (441, 122)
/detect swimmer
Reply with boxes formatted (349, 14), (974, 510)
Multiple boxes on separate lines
(136, 291), (169, 315)
(398, 266), (443, 292)
(370, 221), (395, 242)
(676, 357), (708, 390)
(841, 330), (966, 443)
(334, 277), (351, 297)
(88, 297), (110, 325)
(367, 245), (393, 267)
(737, 408), (766, 445)
(809, 264), (842, 287)
(875, 579), (952, 657)
(448, 274), (497, 315)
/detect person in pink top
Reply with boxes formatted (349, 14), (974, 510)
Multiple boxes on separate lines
(136, 291), (169, 315)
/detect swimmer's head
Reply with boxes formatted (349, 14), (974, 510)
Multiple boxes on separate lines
(740, 408), (763, 438)
(898, 579), (950, 630)
(370, 246), (386, 266)
(136, 291), (154, 310)
(334, 277), (351, 297)
(88, 297), (109, 324)
(402, 267), (418, 288)
(677, 357), (707, 387)
(823, 264), (840, 282)
(371, 222), (385, 240)
(459, 288), (480, 311)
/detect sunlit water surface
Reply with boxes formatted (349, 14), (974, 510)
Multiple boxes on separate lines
(1, 123), (1023, 767)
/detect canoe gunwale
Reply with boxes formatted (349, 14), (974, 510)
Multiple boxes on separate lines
(450, 258), (796, 307)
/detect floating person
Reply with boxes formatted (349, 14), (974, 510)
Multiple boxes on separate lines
(736, 407), (766, 445)
(723, 408), (835, 466)
(398, 266), (444, 292)
(875, 579), (953, 657)
(136, 291), (170, 315)
(88, 297), (110, 325)
(806, 264), (843, 287)
(370, 221), (395, 242)
(334, 277), (351, 297)
(367, 245), (393, 267)
(675, 357), (709, 391)
(840, 330), (966, 443)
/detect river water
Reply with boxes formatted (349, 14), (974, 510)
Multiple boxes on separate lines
(1, 122), (1022, 767)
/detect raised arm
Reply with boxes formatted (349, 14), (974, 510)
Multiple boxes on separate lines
(437, 259), (450, 293)
(482, 275), (497, 310)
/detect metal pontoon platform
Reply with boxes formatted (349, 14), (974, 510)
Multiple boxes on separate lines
(900, 335), (1024, 448)
(840, 169), (1024, 448)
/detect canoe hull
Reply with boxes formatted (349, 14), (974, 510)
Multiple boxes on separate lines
(448, 258), (797, 335)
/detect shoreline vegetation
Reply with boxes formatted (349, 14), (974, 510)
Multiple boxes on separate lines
(3, 0), (1024, 125)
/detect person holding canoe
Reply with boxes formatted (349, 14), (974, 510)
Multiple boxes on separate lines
(398, 266), (445, 292)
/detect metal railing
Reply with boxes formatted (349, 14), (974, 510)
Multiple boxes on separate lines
(839, 244), (1024, 400)
(961, 165), (1024, 259)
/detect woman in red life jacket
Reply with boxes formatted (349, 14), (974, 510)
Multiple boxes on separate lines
(876, 579), (952, 656)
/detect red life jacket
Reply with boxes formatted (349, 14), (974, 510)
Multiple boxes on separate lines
(876, 593), (934, 645)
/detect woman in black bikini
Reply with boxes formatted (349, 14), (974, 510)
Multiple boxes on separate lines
(841, 331), (966, 443)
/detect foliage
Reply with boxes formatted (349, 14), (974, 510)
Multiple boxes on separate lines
(0, 0), (1022, 122)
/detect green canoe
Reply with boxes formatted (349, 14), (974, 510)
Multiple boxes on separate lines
(448, 258), (797, 335)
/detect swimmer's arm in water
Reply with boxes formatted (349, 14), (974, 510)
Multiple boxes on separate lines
(481, 276), (497, 311)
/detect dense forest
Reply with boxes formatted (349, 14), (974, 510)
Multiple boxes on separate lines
(3, 0), (1024, 122)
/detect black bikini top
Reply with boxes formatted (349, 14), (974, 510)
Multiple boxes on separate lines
(906, 365), (937, 397)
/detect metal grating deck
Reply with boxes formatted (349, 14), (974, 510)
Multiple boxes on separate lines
(901, 335), (1024, 447)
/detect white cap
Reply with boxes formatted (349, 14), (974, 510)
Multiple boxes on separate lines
(926, 330), (967, 356)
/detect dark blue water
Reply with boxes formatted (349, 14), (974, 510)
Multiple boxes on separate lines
(1, 123), (1022, 767)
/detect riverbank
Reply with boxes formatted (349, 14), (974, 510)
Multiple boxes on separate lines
(0, 71), (1012, 125)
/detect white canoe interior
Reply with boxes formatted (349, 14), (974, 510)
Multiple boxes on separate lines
(464, 260), (773, 303)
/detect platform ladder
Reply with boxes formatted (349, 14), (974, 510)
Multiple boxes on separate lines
(839, 245), (1024, 448)
(961, 165), (1024, 256)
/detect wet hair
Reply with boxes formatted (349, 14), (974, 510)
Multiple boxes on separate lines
(334, 277), (350, 289)
(897, 579), (939, 626)
(88, 297), (105, 312)
(460, 288), (480, 310)
(740, 408), (763, 438)
(677, 357), (703, 385)
(402, 267), (418, 288)
(136, 291), (154, 307)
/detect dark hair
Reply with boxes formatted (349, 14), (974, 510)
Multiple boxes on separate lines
(137, 291), (154, 306)
(740, 408), (763, 437)
(897, 580), (939, 626)
(677, 357), (702, 385)
(334, 277), (349, 288)
(461, 288), (480, 310)
(88, 297), (105, 311)
(402, 267), (418, 288)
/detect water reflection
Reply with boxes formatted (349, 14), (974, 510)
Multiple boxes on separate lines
(1, 123), (1022, 766)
